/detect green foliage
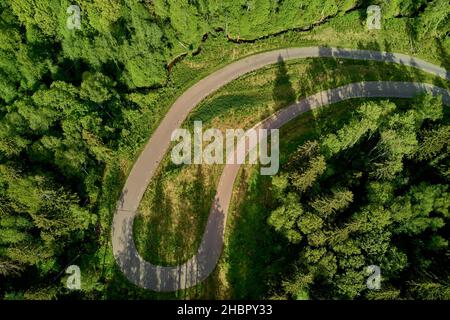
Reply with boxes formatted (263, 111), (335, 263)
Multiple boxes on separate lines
(285, 141), (327, 193)
(0, 0), (448, 299)
(321, 101), (396, 157)
(0, 165), (96, 276)
(409, 278), (450, 300)
(268, 96), (450, 299)
(385, 0), (427, 18)
(417, 0), (450, 39)
(267, 193), (303, 243)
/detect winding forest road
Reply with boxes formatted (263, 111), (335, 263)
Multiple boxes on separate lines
(112, 47), (450, 292)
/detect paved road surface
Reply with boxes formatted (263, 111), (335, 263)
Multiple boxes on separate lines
(112, 47), (450, 292)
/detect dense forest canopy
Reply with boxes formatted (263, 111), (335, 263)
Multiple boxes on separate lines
(0, 0), (448, 299)
(268, 96), (450, 299)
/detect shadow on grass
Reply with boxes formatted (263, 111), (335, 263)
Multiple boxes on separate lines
(273, 56), (296, 109)
(189, 94), (260, 123)
(436, 39), (450, 71)
(133, 163), (216, 272)
(226, 169), (294, 299)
